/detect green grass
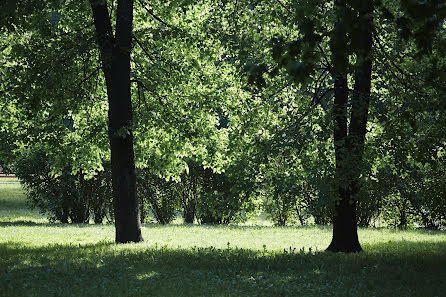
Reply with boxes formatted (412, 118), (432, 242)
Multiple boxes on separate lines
(0, 181), (47, 224)
(1, 183), (445, 296)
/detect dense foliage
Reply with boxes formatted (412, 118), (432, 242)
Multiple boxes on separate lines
(1, 0), (446, 247)
(14, 147), (112, 223)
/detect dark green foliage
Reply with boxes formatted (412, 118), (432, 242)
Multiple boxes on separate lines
(356, 196), (382, 228)
(177, 161), (201, 224)
(135, 161), (256, 225)
(14, 148), (112, 223)
(81, 162), (113, 224)
(397, 0), (446, 51)
(263, 174), (303, 226)
(263, 174), (335, 226)
(355, 176), (385, 227)
(2, 0), (446, 248)
(137, 169), (179, 224)
(382, 193), (416, 229)
(195, 167), (251, 224)
(305, 190), (333, 226)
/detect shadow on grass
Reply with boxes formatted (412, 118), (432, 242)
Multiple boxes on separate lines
(0, 221), (45, 227)
(0, 221), (102, 227)
(1, 240), (445, 297)
(3, 219), (445, 232)
(0, 199), (27, 209)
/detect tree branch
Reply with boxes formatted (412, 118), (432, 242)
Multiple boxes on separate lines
(77, 66), (101, 87)
(138, 0), (172, 27)
(318, 45), (332, 70)
(274, 0), (293, 15)
(132, 34), (155, 60)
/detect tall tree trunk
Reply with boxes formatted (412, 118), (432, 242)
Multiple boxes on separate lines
(327, 71), (362, 252)
(327, 1), (373, 252)
(90, 0), (143, 243)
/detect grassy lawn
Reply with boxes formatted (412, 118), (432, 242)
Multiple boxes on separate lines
(1, 183), (445, 296)
(0, 181), (47, 224)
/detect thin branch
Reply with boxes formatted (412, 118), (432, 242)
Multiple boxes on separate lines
(130, 79), (199, 139)
(231, 0), (239, 19)
(138, 81), (152, 115)
(274, 0), (293, 15)
(312, 71), (331, 105)
(318, 45), (332, 70)
(109, 0), (115, 17)
(136, 81), (142, 119)
(312, 88), (333, 107)
(132, 34), (155, 61)
(266, 82), (291, 101)
(77, 66), (101, 87)
(94, 62), (100, 94)
(138, 0), (173, 27)
(373, 33), (431, 97)
(130, 79), (169, 109)
(373, 31), (417, 79)
(373, 27), (445, 95)
(132, 35), (171, 75)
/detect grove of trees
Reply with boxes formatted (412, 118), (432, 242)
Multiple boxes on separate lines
(1, 0), (446, 252)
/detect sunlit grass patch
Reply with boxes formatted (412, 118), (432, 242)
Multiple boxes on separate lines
(0, 183), (47, 224)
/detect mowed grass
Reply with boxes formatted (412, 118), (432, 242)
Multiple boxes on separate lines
(0, 180), (47, 224)
(0, 183), (445, 297)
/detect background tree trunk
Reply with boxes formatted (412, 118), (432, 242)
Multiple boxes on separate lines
(89, 0), (143, 243)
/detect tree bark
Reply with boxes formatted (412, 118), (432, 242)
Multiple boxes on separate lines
(327, 71), (362, 252)
(89, 0), (143, 243)
(327, 1), (373, 252)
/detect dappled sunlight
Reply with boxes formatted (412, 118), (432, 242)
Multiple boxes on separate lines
(2, 221), (445, 251)
(1, 184), (445, 296)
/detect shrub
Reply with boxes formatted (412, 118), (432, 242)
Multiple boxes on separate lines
(177, 161), (203, 224)
(136, 169), (179, 224)
(15, 148), (112, 223)
(195, 168), (235, 224)
(263, 174), (303, 226)
(356, 178), (384, 227)
(409, 168), (446, 230)
(194, 166), (257, 225)
(79, 163), (113, 224)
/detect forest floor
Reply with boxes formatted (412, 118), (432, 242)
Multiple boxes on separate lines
(0, 183), (445, 296)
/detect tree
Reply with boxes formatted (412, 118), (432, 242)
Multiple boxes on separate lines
(214, 0), (445, 251)
(326, 0), (373, 252)
(89, 0), (143, 243)
(221, 0), (371, 251)
(1, 0), (240, 242)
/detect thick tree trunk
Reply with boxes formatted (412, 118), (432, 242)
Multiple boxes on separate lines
(90, 0), (143, 243)
(327, 72), (362, 252)
(327, 1), (373, 253)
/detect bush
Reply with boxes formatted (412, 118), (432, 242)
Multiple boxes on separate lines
(79, 163), (113, 224)
(410, 168), (446, 230)
(177, 161), (202, 224)
(136, 169), (179, 224)
(263, 174), (303, 226)
(136, 163), (254, 225)
(355, 178), (384, 227)
(195, 168), (235, 224)
(262, 172), (335, 226)
(15, 148), (112, 223)
(194, 166), (257, 225)
(263, 194), (297, 226)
